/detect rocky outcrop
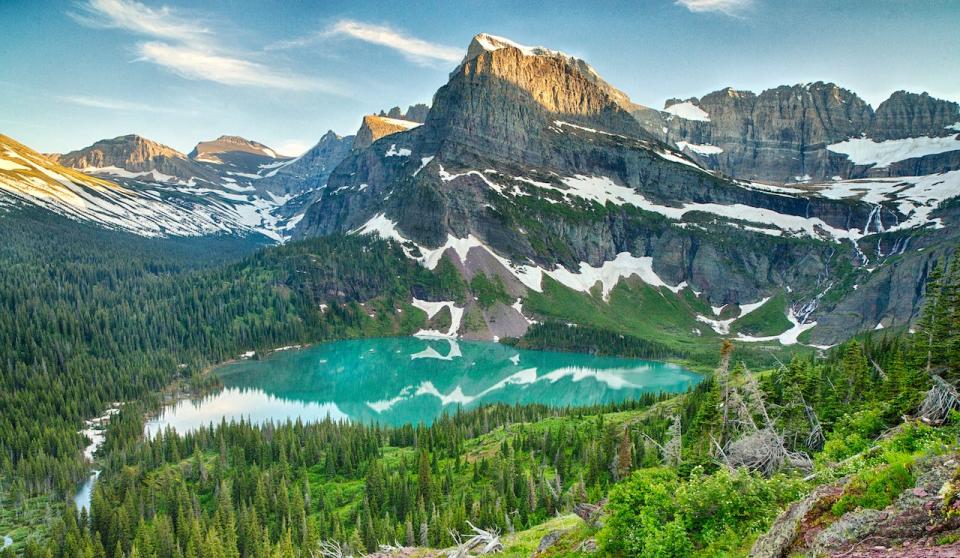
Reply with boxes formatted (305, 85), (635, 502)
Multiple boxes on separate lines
(750, 451), (960, 558)
(291, 33), (957, 345)
(258, 131), (354, 195)
(662, 83), (875, 183)
(354, 115), (422, 150)
(657, 85), (960, 184)
(870, 91), (960, 140)
(188, 135), (289, 174)
(381, 103), (431, 123)
(55, 134), (217, 182)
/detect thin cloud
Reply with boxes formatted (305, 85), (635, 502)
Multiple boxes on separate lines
(60, 94), (189, 114)
(272, 19), (463, 67)
(70, 0), (337, 92)
(138, 42), (337, 92)
(69, 0), (211, 45)
(675, 0), (753, 16)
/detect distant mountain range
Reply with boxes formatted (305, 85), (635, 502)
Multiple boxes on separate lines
(2, 32), (958, 348)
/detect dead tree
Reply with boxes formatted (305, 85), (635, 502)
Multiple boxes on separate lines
(638, 414), (682, 467)
(314, 540), (354, 558)
(919, 375), (960, 424)
(717, 365), (812, 476)
(447, 522), (503, 557)
(716, 340), (735, 443)
(662, 415), (683, 467)
(802, 394), (825, 451)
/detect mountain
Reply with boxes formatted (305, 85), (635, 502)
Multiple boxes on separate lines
(353, 115), (423, 150)
(292, 33), (960, 347)
(870, 90), (960, 140)
(188, 135), (291, 175)
(4, 33), (958, 349)
(52, 134), (219, 184)
(0, 133), (296, 241)
(379, 103), (431, 123)
(658, 83), (960, 183)
(257, 130), (354, 195)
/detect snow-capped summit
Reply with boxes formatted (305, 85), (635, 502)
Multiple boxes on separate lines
(466, 33), (573, 62)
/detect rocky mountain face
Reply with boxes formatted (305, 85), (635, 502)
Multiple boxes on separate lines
(0, 134), (277, 239)
(292, 33), (958, 346)
(353, 115), (422, 150)
(188, 135), (290, 175)
(258, 131), (354, 196)
(870, 91), (960, 140)
(380, 103), (430, 123)
(24, 132), (309, 241)
(6, 32), (958, 350)
(657, 84), (960, 183)
(53, 134), (218, 183)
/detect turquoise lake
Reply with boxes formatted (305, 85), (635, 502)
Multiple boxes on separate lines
(146, 337), (700, 433)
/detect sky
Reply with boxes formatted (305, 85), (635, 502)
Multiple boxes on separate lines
(1, 0), (958, 156)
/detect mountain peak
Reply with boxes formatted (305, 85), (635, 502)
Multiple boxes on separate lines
(465, 33), (571, 63)
(191, 136), (279, 159)
(56, 134), (187, 171)
(353, 115), (422, 150)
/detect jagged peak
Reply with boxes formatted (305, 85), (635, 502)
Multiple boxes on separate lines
(456, 33), (637, 117)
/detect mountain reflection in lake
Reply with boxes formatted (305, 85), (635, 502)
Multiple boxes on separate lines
(147, 337), (699, 433)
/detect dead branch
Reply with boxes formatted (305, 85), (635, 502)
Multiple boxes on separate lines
(447, 522), (503, 557)
(314, 540), (354, 558)
(919, 375), (960, 424)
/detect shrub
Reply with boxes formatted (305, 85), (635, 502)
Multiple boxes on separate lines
(831, 460), (915, 516)
(600, 467), (805, 557)
(820, 407), (887, 462)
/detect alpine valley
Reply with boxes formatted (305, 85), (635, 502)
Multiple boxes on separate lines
(3, 28), (960, 558)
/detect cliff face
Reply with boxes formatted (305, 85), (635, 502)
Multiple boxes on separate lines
(259, 131), (354, 195)
(353, 115), (422, 150)
(663, 83), (874, 182)
(421, 33), (653, 169)
(286, 33), (956, 345)
(660, 85), (959, 183)
(870, 91), (960, 140)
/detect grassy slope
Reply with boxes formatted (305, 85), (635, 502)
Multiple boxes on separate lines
(730, 293), (793, 336)
(525, 276), (716, 354)
(523, 275), (809, 369)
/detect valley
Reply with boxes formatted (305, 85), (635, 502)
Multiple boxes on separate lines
(1, 7), (959, 558)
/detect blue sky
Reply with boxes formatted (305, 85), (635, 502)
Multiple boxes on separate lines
(1, 0), (957, 155)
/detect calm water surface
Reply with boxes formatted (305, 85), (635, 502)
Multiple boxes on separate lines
(146, 337), (699, 434)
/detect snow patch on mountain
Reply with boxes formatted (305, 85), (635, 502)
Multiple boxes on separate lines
(827, 135), (960, 168)
(472, 33), (571, 59)
(545, 252), (685, 300)
(696, 296), (771, 335)
(677, 141), (724, 155)
(0, 158), (29, 171)
(814, 171), (960, 231)
(664, 101), (711, 122)
(412, 298), (464, 338)
(385, 144), (411, 157)
(352, 213), (686, 298)
(734, 309), (817, 346)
